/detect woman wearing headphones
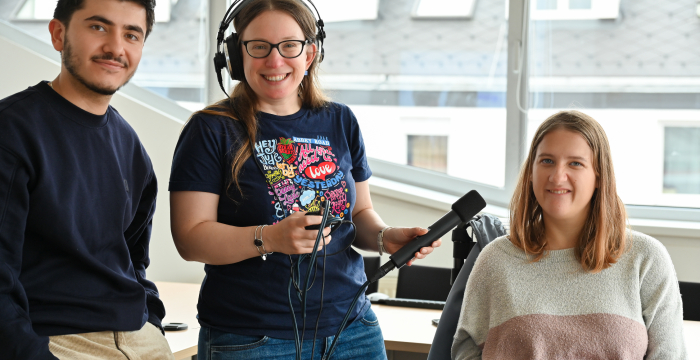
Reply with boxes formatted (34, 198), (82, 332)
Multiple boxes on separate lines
(452, 111), (686, 359)
(169, 1), (440, 359)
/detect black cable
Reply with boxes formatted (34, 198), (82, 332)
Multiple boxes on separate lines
(287, 206), (357, 360)
(321, 221), (356, 256)
(288, 277), (302, 360)
(310, 230), (328, 360)
(299, 203), (332, 350)
(323, 280), (371, 360)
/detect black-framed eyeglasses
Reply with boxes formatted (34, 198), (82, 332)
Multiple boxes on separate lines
(242, 39), (311, 59)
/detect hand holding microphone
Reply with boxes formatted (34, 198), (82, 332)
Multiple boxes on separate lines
(370, 190), (487, 283)
(380, 227), (441, 266)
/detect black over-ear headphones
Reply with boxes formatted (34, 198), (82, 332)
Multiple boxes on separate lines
(213, 0), (326, 96)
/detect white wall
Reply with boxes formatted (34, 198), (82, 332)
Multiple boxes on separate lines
(2, 25), (698, 288)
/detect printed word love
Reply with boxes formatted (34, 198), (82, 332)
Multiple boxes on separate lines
(305, 161), (336, 180)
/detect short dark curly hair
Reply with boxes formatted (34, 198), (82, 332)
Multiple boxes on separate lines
(53, 0), (156, 39)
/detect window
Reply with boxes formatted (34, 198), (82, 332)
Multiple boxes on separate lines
(528, 0), (700, 211)
(15, 0), (56, 20)
(412, 0), (478, 19)
(664, 127), (700, 196)
(14, 0), (178, 22)
(312, 0), (379, 22)
(322, 0), (509, 193)
(528, 0), (619, 20)
(407, 135), (448, 173)
(8, 0), (204, 109)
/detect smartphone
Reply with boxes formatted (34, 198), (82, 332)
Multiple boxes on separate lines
(163, 322), (188, 331)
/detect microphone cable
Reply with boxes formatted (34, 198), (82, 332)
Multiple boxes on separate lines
(287, 201), (356, 360)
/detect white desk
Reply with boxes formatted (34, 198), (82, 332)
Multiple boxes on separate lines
(157, 282), (200, 359)
(156, 281), (700, 359)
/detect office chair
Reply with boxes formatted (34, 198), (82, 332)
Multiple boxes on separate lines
(396, 265), (452, 301)
(427, 214), (506, 360)
(363, 256), (381, 295)
(680, 281), (700, 321)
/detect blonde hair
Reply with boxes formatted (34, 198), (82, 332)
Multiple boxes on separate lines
(195, 0), (328, 194)
(509, 110), (628, 273)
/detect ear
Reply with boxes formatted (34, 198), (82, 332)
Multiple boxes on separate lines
(305, 42), (317, 70)
(49, 19), (66, 52)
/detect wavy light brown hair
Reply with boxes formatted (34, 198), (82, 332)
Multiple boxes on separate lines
(509, 110), (628, 273)
(196, 0), (328, 193)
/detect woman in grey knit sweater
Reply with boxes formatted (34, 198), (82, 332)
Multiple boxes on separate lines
(452, 110), (686, 360)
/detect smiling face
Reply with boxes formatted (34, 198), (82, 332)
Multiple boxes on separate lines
(51, 0), (147, 95)
(532, 128), (598, 227)
(240, 10), (316, 113)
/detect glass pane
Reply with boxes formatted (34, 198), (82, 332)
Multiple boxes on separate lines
(528, 0), (700, 208)
(407, 135), (448, 173)
(569, 0), (592, 10)
(15, 0), (57, 20)
(536, 0), (557, 10)
(414, 0), (477, 18)
(321, 0), (507, 188)
(313, 0), (379, 22)
(5, 0), (206, 111)
(664, 127), (700, 195)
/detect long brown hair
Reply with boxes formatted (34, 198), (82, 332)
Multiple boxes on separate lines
(196, 0), (328, 193)
(509, 110), (628, 273)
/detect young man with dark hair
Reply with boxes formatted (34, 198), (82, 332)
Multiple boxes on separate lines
(0, 0), (174, 358)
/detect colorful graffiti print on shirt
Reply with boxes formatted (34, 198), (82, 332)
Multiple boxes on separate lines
(254, 136), (350, 222)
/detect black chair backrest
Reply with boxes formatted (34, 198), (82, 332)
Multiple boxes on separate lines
(680, 281), (700, 321)
(396, 265), (452, 301)
(363, 256), (381, 295)
(427, 214), (506, 360)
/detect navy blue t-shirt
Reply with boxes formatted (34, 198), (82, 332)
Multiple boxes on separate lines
(169, 102), (372, 339)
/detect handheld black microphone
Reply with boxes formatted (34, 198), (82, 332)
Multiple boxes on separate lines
(369, 190), (486, 283)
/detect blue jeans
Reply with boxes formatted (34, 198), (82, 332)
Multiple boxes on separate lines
(197, 308), (387, 360)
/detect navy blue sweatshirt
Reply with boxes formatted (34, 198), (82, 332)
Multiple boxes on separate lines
(0, 82), (164, 359)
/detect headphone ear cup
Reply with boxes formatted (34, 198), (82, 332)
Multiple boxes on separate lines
(225, 33), (246, 82)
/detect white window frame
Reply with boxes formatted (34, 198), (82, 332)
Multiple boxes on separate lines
(411, 0), (478, 20)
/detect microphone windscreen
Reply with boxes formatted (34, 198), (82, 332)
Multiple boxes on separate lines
(451, 190), (486, 222)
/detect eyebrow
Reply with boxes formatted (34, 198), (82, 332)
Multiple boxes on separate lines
(84, 15), (145, 36)
(537, 153), (589, 161)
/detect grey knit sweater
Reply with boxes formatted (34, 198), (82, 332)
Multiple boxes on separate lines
(452, 230), (686, 360)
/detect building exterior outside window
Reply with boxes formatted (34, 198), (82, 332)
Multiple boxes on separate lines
(3, 0), (698, 214)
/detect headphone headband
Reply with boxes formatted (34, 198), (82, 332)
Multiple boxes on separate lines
(213, 0), (326, 96)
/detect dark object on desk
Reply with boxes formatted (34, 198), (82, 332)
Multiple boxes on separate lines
(363, 256), (381, 295)
(369, 297), (445, 310)
(163, 322), (188, 331)
(432, 318), (440, 327)
(680, 281), (700, 321)
(427, 214), (506, 360)
(396, 265), (452, 302)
